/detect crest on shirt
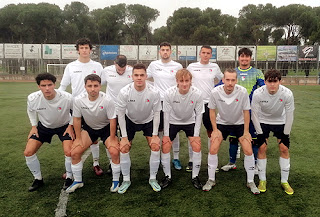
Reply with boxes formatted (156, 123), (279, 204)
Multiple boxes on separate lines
(241, 76), (245, 81)
(127, 75), (131, 78)
(99, 106), (104, 110)
(146, 99), (150, 103)
(58, 107), (62, 111)
(191, 100), (194, 104)
(209, 69), (213, 72)
(279, 99), (283, 102)
(92, 70), (97, 74)
(235, 99), (239, 102)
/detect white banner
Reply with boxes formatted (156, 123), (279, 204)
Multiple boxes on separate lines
(120, 45), (138, 60)
(0, 44), (3, 59)
(217, 46), (236, 61)
(236, 46), (256, 61)
(62, 44), (78, 59)
(43, 44), (61, 59)
(139, 45), (157, 60)
(197, 46), (217, 62)
(178, 46), (197, 61)
(5, 44), (22, 58)
(23, 44), (41, 59)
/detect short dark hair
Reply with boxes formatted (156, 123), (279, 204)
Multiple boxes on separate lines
(264, 69), (281, 81)
(132, 63), (146, 73)
(224, 68), (237, 78)
(238, 47), (252, 57)
(75, 38), (93, 50)
(84, 74), (101, 85)
(159, 42), (171, 49)
(35, 73), (56, 85)
(200, 45), (212, 52)
(115, 55), (127, 68)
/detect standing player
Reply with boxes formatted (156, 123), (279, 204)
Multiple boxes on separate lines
(66, 74), (119, 193)
(221, 47), (265, 172)
(203, 68), (259, 194)
(59, 38), (106, 176)
(24, 73), (74, 191)
(251, 69), (295, 195)
(147, 42), (184, 170)
(186, 45), (223, 172)
(102, 55), (133, 173)
(161, 69), (204, 189)
(117, 63), (161, 193)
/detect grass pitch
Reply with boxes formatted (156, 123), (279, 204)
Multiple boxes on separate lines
(0, 83), (319, 217)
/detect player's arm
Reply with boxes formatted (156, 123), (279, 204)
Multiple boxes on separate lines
(209, 108), (222, 141)
(63, 124), (75, 140)
(251, 94), (265, 145)
(58, 65), (71, 91)
(281, 93), (295, 146)
(242, 109), (252, 142)
(27, 100), (39, 139)
(193, 97), (204, 137)
(116, 93), (130, 149)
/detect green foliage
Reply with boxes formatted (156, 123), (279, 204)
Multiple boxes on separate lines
(0, 83), (320, 216)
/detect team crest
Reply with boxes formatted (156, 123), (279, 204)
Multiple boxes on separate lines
(146, 99), (150, 102)
(279, 99), (283, 102)
(99, 106), (104, 110)
(58, 107), (62, 111)
(242, 76), (245, 81)
(127, 75), (131, 78)
(93, 70), (97, 74)
(191, 100), (194, 104)
(235, 99), (239, 102)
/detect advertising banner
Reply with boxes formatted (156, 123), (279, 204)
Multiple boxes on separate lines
(256, 46), (276, 61)
(139, 45), (157, 60)
(277, 46), (298, 61)
(62, 44), (78, 59)
(5, 44), (23, 58)
(120, 45), (138, 60)
(178, 46), (197, 61)
(217, 46), (236, 61)
(298, 45), (318, 61)
(100, 45), (119, 60)
(43, 44), (61, 59)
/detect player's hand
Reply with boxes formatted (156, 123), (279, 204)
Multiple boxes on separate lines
(71, 138), (83, 151)
(162, 136), (172, 146)
(28, 126), (39, 140)
(120, 137), (130, 150)
(189, 136), (201, 146)
(242, 131), (252, 143)
(63, 125), (75, 140)
(151, 135), (160, 146)
(211, 129), (222, 144)
(106, 136), (119, 150)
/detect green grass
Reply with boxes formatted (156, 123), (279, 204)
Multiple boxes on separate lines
(0, 83), (320, 217)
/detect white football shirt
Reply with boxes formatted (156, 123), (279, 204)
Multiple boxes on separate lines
(27, 89), (73, 128)
(117, 83), (161, 124)
(103, 65), (133, 102)
(251, 85), (295, 134)
(59, 60), (104, 97)
(209, 84), (250, 125)
(73, 92), (116, 130)
(147, 60), (183, 100)
(187, 62), (223, 103)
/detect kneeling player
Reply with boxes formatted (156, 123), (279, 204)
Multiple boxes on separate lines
(161, 69), (204, 189)
(24, 73), (74, 191)
(251, 69), (295, 195)
(66, 74), (119, 193)
(117, 63), (161, 193)
(204, 68), (259, 194)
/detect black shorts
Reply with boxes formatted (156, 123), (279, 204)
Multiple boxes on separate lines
(260, 123), (285, 140)
(217, 124), (244, 141)
(29, 121), (72, 144)
(159, 102), (164, 131)
(169, 123), (195, 141)
(202, 103), (212, 132)
(82, 121), (111, 144)
(126, 116), (153, 141)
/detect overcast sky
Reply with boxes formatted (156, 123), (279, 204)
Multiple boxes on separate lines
(1, 0), (319, 30)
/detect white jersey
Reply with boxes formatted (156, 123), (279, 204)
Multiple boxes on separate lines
(251, 85), (295, 128)
(27, 89), (72, 128)
(163, 86), (204, 125)
(73, 92), (116, 130)
(117, 83), (161, 124)
(59, 59), (104, 97)
(147, 60), (183, 100)
(187, 62), (223, 103)
(103, 65), (133, 102)
(209, 84), (250, 125)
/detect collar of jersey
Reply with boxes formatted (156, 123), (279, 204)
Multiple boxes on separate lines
(237, 66), (252, 72)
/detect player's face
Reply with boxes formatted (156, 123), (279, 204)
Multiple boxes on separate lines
(177, 75), (192, 94)
(199, 48), (212, 64)
(222, 72), (237, 94)
(238, 53), (251, 69)
(265, 78), (280, 95)
(38, 80), (56, 99)
(115, 64), (126, 75)
(78, 44), (91, 58)
(132, 69), (147, 89)
(85, 80), (101, 99)
(159, 46), (172, 61)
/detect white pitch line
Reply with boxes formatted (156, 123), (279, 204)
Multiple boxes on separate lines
(55, 149), (92, 217)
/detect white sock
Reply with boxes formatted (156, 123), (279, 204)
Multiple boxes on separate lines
(65, 156), (73, 179)
(207, 137), (211, 152)
(149, 150), (160, 180)
(172, 134), (180, 160)
(188, 140), (193, 162)
(25, 154), (42, 180)
(120, 152), (131, 181)
(111, 162), (120, 182)
(208, 154), (218, 181)
(279, 157), (290, 183)
(161, 152), (171, 178)
(105, 147), (112, 164)
(90, 143), (100, 166)
(192, 151), (201, 178)
(257, 158), (267, 181)
(71, 161), (83, 182)
(244, 154), (255, 183)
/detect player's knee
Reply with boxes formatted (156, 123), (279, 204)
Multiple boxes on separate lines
(108, 146), (119, 158)
(120, 145), (130, 154)
(229, 137), (238, 145)
(242, 147), (253, 156)
(150, 143), (160, 152)
(191, 144), (201, 152)
(24, 149), (35, 157)
(63, 149), (71, 157)
(162, 144), (171, 154)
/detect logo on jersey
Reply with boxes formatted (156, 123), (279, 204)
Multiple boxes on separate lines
(92, 70), (97, 74)
(81, 106), (89, 109)
(194, 69), (200, 71)
(279, 99), (283, 102)
(218, 99), (225, 102)
(241, 76), (246, 81)
(156, 69), (162, 71)
(260, 100), (268, 103)
(58, 107), (62, 111)
(128, 99), (135, 102)
(235, 99), (239, 102)
(37, 107), (46, 110)
(173, 100), (180, 103)
(191, 100), (194, 104)
(209, 69), (213, 72)
(99, 106), (104, 110)
(127, 75), (131, 78)
(146, 99), (150, 103)
(109, 75), (116, 77)
(73, 70), (82, 73)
